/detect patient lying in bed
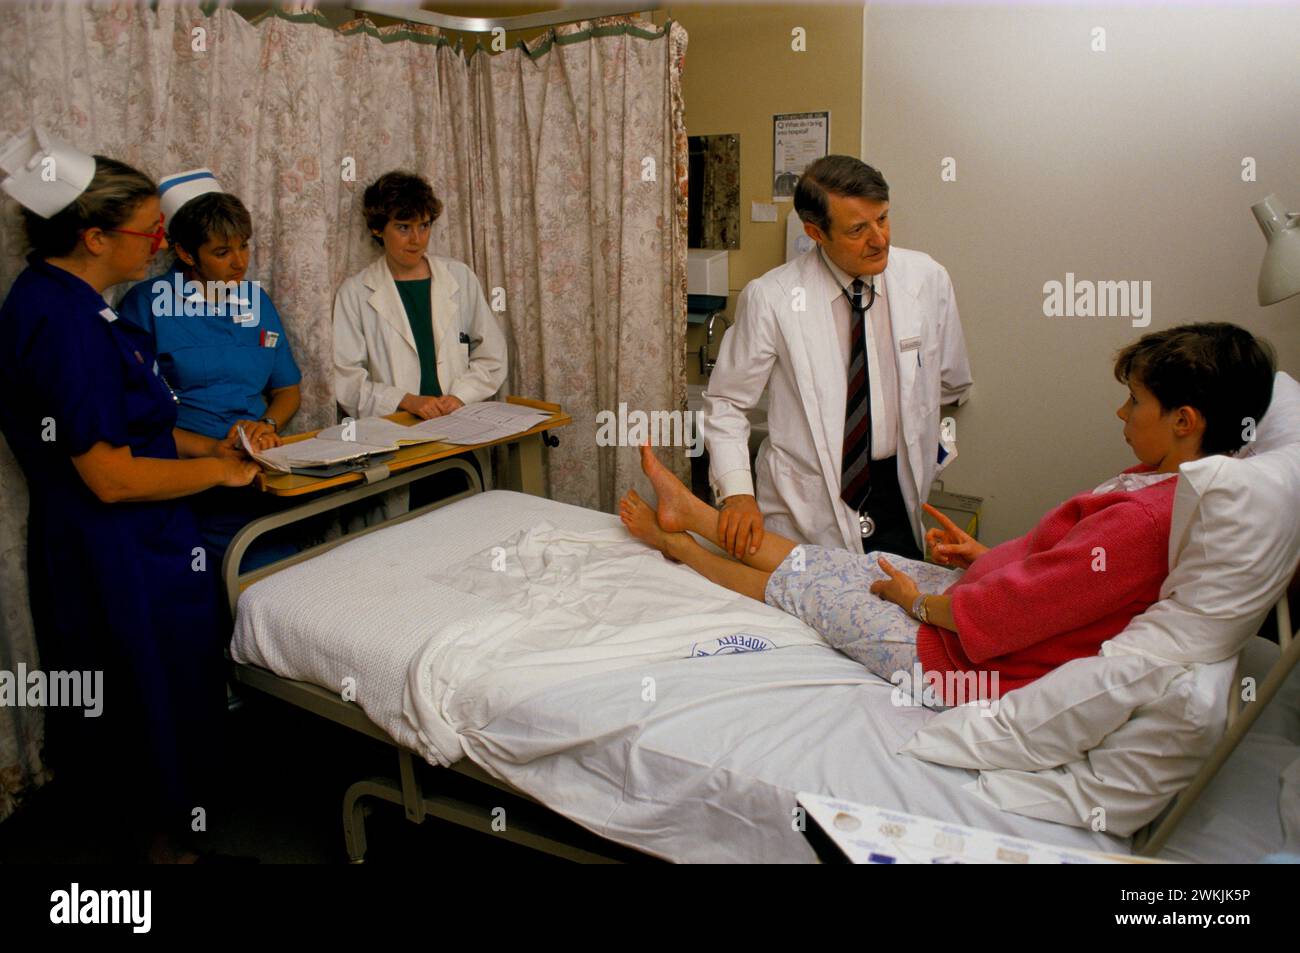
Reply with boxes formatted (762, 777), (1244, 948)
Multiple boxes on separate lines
(621, 322), (1276, 706)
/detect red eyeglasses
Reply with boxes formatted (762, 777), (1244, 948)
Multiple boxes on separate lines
(107, 212), (166, 255)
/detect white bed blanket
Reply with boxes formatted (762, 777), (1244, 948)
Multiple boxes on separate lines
(232, 493), (823, 767)
(460, 645), (1129, 861)
(405, 521), (825, 764)
(232, 492), (619, 758)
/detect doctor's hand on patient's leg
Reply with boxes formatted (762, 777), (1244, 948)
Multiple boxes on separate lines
(620, 487), (777, 603)
(634, 445), (798, 574)
(634, 440), (763, 557)
(719, 494), (765, 559)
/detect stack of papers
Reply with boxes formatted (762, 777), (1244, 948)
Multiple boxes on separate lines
(238, 431), (395, 473)
(406, 400), (552, 445)
(242, 401), (553, 472)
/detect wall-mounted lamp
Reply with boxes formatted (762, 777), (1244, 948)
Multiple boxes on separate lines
(1252, 194), (1300, 306)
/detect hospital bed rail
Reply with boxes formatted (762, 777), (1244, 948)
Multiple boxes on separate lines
(1133, 591), (1298, 856)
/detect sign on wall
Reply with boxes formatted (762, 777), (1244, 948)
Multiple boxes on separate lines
(773, 111), (829, 201)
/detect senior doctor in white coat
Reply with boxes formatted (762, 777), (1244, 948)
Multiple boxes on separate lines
(333, 170), (506, 421)
(701, 155), (972, 560)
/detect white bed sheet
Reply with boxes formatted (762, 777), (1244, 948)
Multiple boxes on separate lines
(232, 490), (823, 765)
(231, 491), (619, 756)
(468, 644), (1296, 863)
(463, 645), (1128, 862)
(231, 490), (1287, 863)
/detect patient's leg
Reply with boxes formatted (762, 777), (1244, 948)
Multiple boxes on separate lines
(620, 490), (772, 602)
(622, 492), (928, 683)
(638, 444), (797, 574)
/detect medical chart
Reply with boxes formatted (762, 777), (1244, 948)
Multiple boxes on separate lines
(246, 434), (394, 472)
(407, 400), (551, 445)
(243, 402), (551, 471)
(797, 793), (1125, 864)
(316, 416), (440, 448)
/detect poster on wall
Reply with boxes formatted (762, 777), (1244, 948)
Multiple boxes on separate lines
(773, 111), (829, 201)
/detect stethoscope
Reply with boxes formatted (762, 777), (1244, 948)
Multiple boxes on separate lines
(856, 491), (876, 539)
(824, 253), (880, 538)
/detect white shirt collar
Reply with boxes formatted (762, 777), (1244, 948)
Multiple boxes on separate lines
(819, 247), (884, 302)
(1092, 470), (1177, 495)
(174, 269), (253, 308)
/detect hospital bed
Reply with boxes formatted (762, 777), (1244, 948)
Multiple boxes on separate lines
(223, 472), (1300, 864)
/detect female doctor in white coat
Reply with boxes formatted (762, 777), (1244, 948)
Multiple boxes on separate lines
(334, 172), (506, 509)
(333, 170), (506, 421)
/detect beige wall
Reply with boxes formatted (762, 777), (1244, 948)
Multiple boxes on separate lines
(862, 4), (1300, 543)
(666, 2), (864, 381)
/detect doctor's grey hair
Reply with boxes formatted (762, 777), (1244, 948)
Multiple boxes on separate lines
(794, 155), (889, 236)
(20, 156), (156, 259)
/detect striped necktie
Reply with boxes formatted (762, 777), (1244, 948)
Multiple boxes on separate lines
(840, 278), (872, 511)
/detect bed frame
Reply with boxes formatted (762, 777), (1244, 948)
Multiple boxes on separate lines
(1133, 593), (1297, 855)
(223, 460), (1300, 863)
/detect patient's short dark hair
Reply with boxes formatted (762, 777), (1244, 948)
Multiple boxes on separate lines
(363, 171), (442, 246)
(794, 155), (889, 235)
(1113, 322), (1277, 456)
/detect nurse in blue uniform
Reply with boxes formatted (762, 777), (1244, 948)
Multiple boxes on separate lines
(117, 169), (302, 572)
(0, 130), (259, 862)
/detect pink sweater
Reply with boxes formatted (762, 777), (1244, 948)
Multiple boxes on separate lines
(917, 467), (1177, 703)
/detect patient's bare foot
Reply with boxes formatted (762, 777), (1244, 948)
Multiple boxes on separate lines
(620, 488), (685, 559)
(639, 443), (700, 534)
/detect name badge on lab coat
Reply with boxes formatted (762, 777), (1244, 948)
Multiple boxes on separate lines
(899, 336), (922, 353)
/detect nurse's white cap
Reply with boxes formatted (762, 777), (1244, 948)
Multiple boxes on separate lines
(158, 168), (224, 222)
(0, 126), (96, 218)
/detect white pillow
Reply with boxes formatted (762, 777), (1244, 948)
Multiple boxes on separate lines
(1106, 442), (1300, 665)
(1244, 370), (1300, 456)
(898, 652), (1186, 771)
(965, 656), (1236, 837)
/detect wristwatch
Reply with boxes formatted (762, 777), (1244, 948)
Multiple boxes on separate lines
(259, 416), (278, 431)
(910, 594), (930, 624)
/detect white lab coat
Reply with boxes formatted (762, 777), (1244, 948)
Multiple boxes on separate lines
(333, 252), (507, 418)
(701, 246), (973, 552)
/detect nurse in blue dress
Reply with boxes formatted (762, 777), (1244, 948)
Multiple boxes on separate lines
(117, 169), (302, 572)
(0, 130), (259, 862)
